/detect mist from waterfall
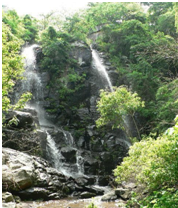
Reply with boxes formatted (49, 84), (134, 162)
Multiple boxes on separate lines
(91, 49), (113, 92)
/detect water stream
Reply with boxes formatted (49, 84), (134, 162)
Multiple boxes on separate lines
(91, 48), (113, 92)
(19, 196), (126, 208)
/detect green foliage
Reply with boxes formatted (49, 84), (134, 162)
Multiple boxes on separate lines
(2, 10), (24, 36)
(64, 12), (88, 41)
(2, 21), (31, 123)
(86, 202), (98, 208)
(155, 79), (178, 131)
(86, 2), (146, 28)
(2, 23), (23, 114)
(174, 2), (178, 31)
(13, 92), (32, 110)
(141, 188), (178, 208)
(96, 86), (144, 138)
(2, 10), (38, 43)
(22, 14), (38, 43)
(114, 116), (178, 207)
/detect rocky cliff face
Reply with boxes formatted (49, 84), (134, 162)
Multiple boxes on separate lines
(3, 40), (132, 202)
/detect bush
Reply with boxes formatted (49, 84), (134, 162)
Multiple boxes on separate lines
(114, 116), (178, 207)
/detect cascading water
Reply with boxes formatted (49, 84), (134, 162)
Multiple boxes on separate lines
(91, 49), (113, 92)
(45, 129), (85, 177)
(17, 44), (85, 177)
(21, 44), (43, 102)
(46, 132), (65, 170)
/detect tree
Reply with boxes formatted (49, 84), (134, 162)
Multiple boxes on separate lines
(96, 86), (144, 139)
(2, 22), (31, 123)
(174, 2), (178, 31)
(22, 14), (38, 44)
(114, 116), (178, 207)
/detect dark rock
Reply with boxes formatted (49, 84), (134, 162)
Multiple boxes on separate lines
(85, 185), (104, 195)
(61, 147), (77, 163)
(98, 176), (110, 186)
(80, 191), (96, 199)
(18, 187), (50, 200)
(5, 111), (34, 129)
(101, 191), (117, 201)
(91, 139), (103, 152)
(115, 188), (131, 200)
(48, 193), (60, 200)
(70, 41), (92, 67)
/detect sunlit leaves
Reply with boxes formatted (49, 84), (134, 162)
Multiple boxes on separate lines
(2, 22), (31, 122)
(114, 117), (178, 191)
(96, 86), (144, 133)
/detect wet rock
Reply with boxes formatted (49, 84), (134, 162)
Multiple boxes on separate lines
(80, 191), (96, 199)
(5, 111), (34, 129)
(75, 177), (90, 186)
(101, 190), (117, 201)
(61, 147), (77, 163)
(2, 147), (73, 201)
(2, 192), (15, 203)
(18, 187), (50, 200)
(115, 188), (131, 200)
(48, 193), (60, 200)
(122, 182), (137, 190)
(98, 176), (110, 186)
(85, 185), (104, 195)
(91, 139), (103, 152)
(77, 136), (85, 148)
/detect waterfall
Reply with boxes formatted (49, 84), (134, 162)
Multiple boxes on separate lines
(46, 130), (85, 177)
(46, 132), (64, 170)
(91, 49), (113, 92)
(20, 44), (43, 102)
(18, 44), (52, 127)
(18, 44), (86, 178)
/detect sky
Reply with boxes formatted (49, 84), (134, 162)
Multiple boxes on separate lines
(2, 0), (89, 18)
(2, 0), (155, 18)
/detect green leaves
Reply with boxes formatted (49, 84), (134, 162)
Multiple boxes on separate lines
(96, 86), (144, 137)
(2, 20), (32, 123)
(114, 116), (178, 207)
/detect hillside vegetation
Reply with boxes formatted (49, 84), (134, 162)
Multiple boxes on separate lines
(2, 2), (178, 207)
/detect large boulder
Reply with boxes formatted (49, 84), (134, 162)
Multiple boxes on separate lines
(5, 111), (34, 129)
(2, 148), (35, 191)
(2, 148), (70, 200)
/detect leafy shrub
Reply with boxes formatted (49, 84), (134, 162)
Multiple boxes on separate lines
(114, 116), (178, 207)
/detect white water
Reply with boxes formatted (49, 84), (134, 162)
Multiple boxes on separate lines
(46, 132), (64, 170)
(18, 44), (44, 102)
(92, 49), (113, 92)
(62, 129), (76, 147)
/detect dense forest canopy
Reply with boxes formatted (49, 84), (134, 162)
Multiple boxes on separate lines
(2, 2), (178, 207)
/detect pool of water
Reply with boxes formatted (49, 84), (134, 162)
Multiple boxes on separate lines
(19, 197), (126, 208)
